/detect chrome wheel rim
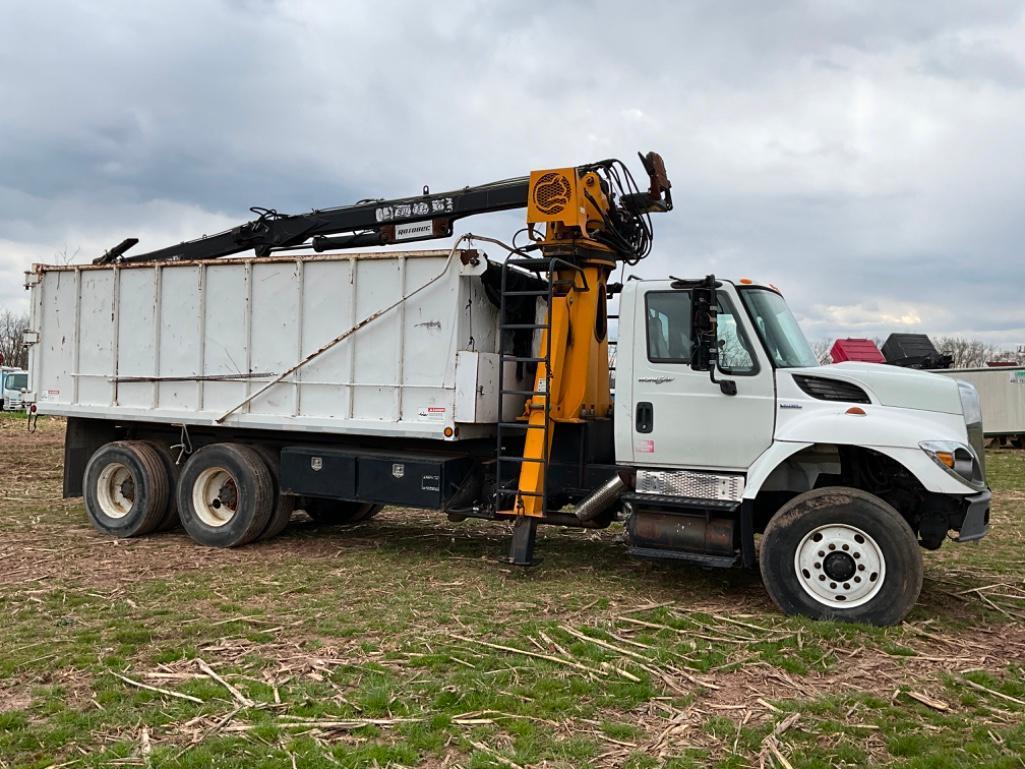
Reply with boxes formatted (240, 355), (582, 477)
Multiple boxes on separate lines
(192, 466), (239, 528)
(96, 462), (134, 519)
(794, 523), (885, 608)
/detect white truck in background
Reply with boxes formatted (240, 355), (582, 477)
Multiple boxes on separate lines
(23, 153), (991, 625)
(1, 368), (28, 411)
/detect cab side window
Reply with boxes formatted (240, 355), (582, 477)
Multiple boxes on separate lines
(644, 290), (757, 375)
(646, 292), (692, 363)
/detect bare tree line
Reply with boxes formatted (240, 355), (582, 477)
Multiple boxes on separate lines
(0, 246), (79, 370)
(0, 309), (30, 369)
(932, 336), (1016, 369)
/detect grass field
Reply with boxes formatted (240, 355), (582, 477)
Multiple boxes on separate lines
(1, 415), (1023, 768)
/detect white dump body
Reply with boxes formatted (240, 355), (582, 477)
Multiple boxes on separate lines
(27, 249), (521, 440)
(935, 366), (1025, 436)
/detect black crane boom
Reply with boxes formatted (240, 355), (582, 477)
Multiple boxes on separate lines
(94, 153), (671, 265)
(97, 177), (530, 265)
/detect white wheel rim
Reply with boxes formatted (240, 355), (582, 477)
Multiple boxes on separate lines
(96, 462), (135, 519)
(794, 523), (885, 609)
(192, 466), (239, 528)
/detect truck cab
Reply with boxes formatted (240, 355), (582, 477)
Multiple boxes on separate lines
(614, 277), (990, 623)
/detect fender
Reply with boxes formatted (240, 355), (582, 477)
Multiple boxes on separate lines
(743, 440), (814, 500)
(743, 404), (976, 499)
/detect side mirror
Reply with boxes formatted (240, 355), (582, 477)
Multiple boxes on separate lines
(688, 275), (719, 372)
(669, 274), (737, 396)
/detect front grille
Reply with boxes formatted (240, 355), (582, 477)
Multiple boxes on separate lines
(793, 375), (870, 404)
(636, 469), (745, 501)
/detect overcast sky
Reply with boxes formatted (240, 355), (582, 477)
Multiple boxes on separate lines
(3, 1), (1025, 347)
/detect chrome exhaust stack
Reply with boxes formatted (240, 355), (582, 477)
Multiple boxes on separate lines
(574, 473), (629, 522)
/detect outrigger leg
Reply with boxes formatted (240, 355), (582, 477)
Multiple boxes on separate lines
(507, 516), (539, 566)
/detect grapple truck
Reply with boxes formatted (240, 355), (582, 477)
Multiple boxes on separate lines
(24, 153), (990, 625)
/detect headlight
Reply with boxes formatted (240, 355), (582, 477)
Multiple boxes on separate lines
(957, 380), (982, 425)
(919, 440), (985, 489)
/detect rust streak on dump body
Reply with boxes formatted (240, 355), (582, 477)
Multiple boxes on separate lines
(108, 373), (276, 384)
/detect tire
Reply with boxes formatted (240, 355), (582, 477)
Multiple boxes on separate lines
(83, 441), (170, 538)
(177, 443), (274, 548)
(299, 497), (382, 525)
(144, 441), (182, 531)
(250, 445), (296, 541)
(759, 487), (923, 626)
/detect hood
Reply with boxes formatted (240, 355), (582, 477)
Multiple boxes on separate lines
(799, 361), (964, 415)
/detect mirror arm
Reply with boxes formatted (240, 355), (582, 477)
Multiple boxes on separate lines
(709, 364), (737, 396)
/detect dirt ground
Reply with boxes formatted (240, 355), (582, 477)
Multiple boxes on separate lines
(1, 415), (1023, 768)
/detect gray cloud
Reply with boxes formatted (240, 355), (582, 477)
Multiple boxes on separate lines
(2, 0), (1025, 349)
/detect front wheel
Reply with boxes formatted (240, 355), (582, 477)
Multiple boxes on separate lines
(759, 487), (923, 626)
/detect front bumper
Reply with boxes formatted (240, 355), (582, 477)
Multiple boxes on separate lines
(953, 489), (991, 542)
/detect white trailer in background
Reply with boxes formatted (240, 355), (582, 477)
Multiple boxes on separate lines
(934, 366), (1025, 443)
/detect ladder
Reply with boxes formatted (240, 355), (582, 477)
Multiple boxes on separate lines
(495, 253), (585, 564)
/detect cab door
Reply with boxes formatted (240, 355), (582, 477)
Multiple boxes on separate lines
(627, 283), (775, 470)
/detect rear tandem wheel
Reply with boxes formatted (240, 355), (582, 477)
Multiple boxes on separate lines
(250, 444), (298, 541)
(299, 497), (382, 525)
(83, 441), (170, 538)
(176, 443), (275, 548)
(143, 440), (182, 531)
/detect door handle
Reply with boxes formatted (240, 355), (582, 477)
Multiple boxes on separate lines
(636, 401), (653, 433)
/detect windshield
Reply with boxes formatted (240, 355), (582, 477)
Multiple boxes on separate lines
(4, 373), (27, 390)
(739, 289), (818, 368)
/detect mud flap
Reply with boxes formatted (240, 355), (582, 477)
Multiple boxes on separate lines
(954, 489), (991, 542)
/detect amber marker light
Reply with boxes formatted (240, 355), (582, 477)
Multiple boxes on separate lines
(845, 407), (867, 416)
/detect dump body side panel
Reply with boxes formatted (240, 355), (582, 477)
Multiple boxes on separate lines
(30, 251), (514, 441)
